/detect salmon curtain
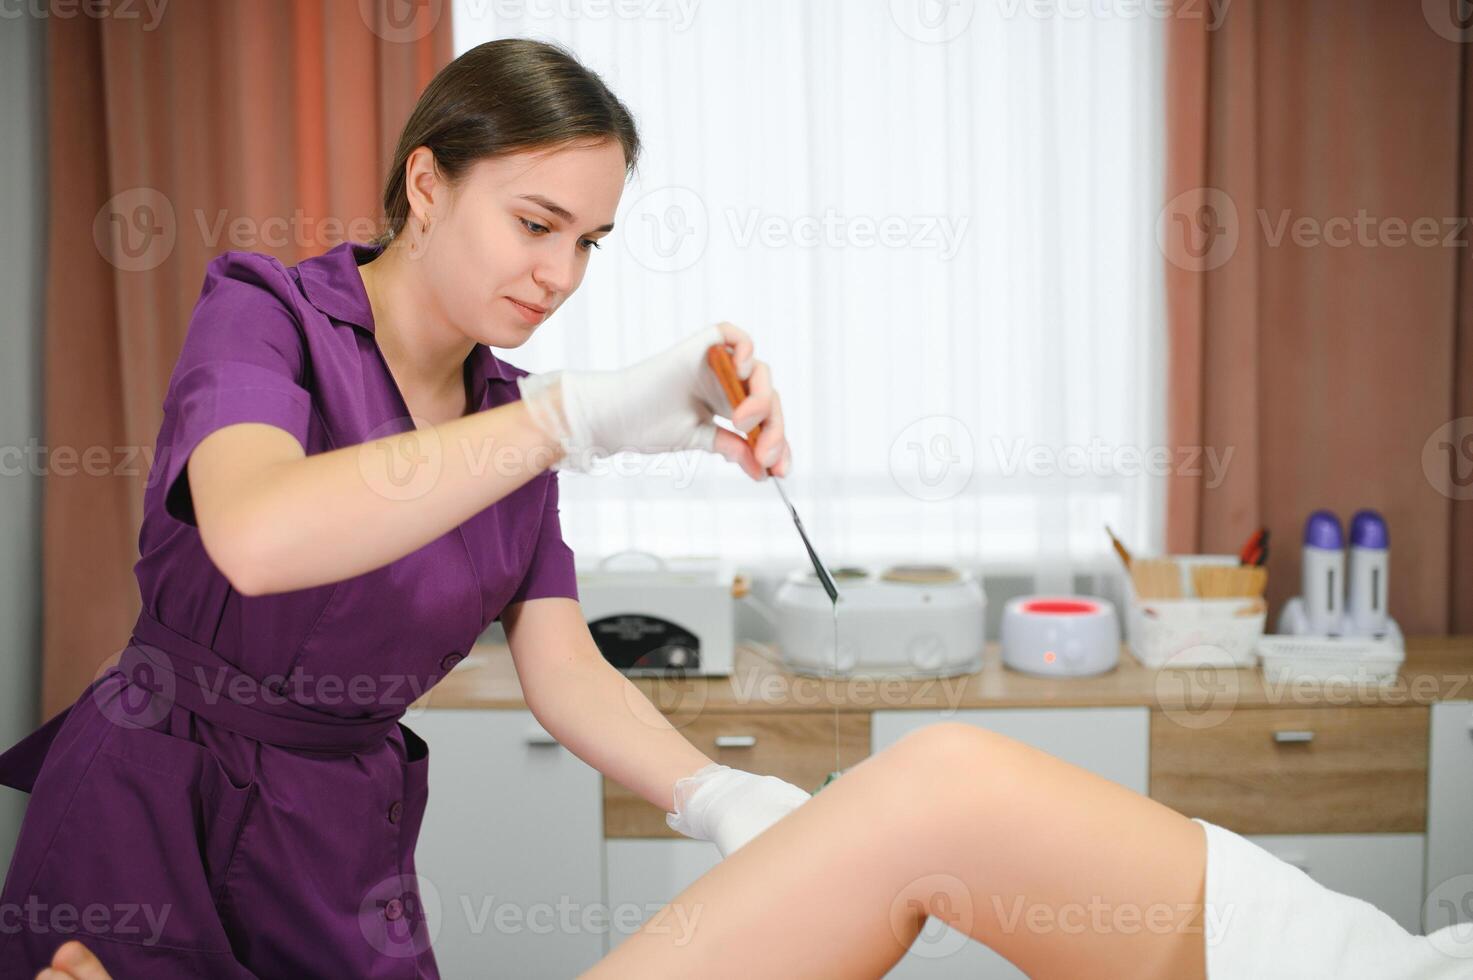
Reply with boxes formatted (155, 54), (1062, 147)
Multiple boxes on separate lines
(42, 2), (453, 717)
(1164, 0), (1473, 635)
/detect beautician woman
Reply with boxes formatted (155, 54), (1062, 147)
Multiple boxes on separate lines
(0, 38), (809, 977)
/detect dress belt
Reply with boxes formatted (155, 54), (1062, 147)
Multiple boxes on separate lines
(123, 607), (401, 754)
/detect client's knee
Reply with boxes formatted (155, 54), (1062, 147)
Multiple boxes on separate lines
(882, 721), (1033, 804)
(893, 720), (1002, 764)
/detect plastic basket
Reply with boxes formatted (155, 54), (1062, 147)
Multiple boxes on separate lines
(1124, 554), (1267, 668)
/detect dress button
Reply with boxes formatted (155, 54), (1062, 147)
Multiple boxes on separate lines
(384, 897), (404, 921)
(388, 801), (403, 824)
(439, 652), (463, 671)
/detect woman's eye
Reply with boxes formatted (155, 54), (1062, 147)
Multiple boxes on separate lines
(524, 218), (598, 253)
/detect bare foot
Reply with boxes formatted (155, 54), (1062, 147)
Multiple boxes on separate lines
(34, 940), (112, 980)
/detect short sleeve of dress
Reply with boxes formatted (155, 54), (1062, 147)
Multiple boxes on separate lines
(159, 251), (313, 526)
(502, 471), (579, 611)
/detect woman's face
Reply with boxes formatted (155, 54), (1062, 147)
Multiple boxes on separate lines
(417, 138), (627, 347)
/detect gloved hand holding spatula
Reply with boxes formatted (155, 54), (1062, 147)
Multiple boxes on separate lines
(516, 322), (790, 478)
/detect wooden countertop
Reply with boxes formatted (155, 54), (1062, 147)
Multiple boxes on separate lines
(413, 636), (1473, 713)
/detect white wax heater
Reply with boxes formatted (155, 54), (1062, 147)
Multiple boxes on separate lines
(1001, 595), (1120, 677)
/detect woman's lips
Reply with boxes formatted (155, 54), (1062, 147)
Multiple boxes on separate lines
(507, 297), (547, 324)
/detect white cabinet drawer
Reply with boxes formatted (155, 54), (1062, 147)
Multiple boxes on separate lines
(1427, 700), (1473, 932)
(411, 709), (605, 979)
(1243, 832), (1425, 934)
(604, 839), (722, 954)
(873, 707), (1150, 792)
(872, 708), (1150, 979)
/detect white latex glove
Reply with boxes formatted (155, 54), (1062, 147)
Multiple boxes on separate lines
(516, 323), (791, 477)
(665, 762), (812, 858)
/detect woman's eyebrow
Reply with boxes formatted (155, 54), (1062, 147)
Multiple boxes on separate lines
(517, 193), (616, 233)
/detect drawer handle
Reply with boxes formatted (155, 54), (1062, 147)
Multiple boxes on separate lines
(524, 729), (559, 746)
(714, 735), (757, 749)
(1273, 730), (1315, 744)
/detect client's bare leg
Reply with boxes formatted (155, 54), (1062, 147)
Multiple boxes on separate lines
(584, 722), (1206, 980)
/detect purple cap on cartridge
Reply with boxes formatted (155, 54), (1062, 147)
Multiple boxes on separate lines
(1349, 509), (1388, 549)
(1304, 510), (1343, 550)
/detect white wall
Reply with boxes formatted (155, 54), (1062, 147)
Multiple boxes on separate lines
(0, 11), (48, 864)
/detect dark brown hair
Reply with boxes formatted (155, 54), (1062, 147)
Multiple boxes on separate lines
(372, 38), (641, 246)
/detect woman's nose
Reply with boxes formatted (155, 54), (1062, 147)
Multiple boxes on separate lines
(533, 252), (579, 295)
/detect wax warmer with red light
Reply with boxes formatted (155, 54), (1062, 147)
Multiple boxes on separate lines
(1000, 595), (1120, 677)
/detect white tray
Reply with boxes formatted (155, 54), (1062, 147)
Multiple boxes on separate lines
(1257, 598), (1405, 686)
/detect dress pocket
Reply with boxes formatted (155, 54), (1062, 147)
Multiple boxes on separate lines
(23, 722), (261, 954)
(397, 720), (431, 845)
(100, 723), (257, 900)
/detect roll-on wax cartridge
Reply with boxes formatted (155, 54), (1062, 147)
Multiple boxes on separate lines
(1302, 510), (1344, 636)
(1347, 509), (1389, 638)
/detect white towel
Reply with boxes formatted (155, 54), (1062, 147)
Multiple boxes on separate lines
(1195, 818), (1473, 978)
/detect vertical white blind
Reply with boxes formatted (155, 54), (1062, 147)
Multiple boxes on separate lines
(453, 1), (1166, 582)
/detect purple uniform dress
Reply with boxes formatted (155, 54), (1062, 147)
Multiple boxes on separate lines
(0, 241), (579, 977)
